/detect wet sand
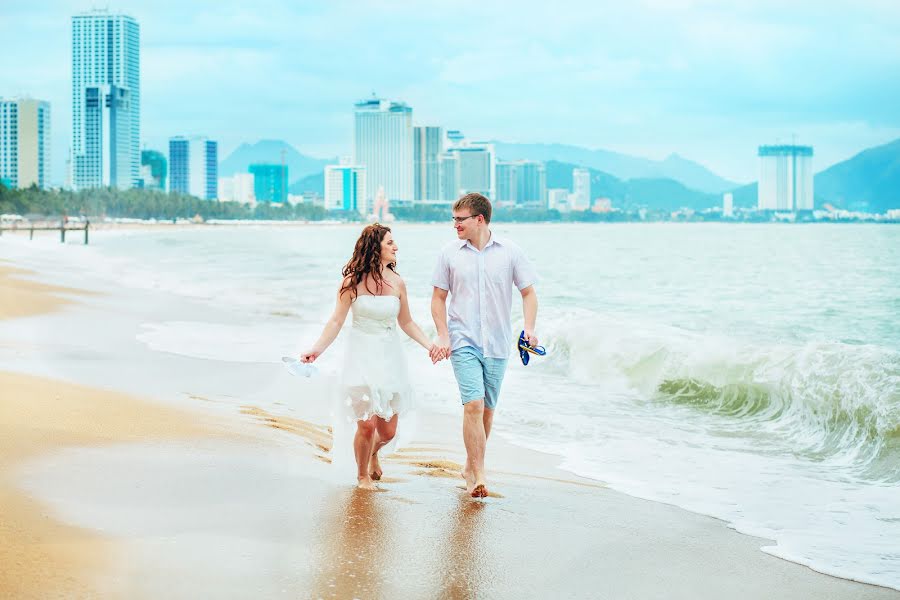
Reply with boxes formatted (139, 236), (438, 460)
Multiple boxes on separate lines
(0, 264), (235, 598)
(2, 259), (899, 598)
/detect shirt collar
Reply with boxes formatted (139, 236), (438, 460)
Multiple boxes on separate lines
(458, 232), (502, 252)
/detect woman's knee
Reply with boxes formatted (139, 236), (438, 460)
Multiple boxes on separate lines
(357, 420), (376, 437)
(377, 418), (398, 443)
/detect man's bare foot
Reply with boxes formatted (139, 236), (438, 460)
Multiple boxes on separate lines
(357, 476), (377, 490)
(369, 451), (383, 481)
(471, 483), (488, 498)
(461, 468), (476, 493)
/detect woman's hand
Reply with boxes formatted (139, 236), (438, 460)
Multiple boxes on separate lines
(427, 342), (444, 364)
(300, 350), (319, 363)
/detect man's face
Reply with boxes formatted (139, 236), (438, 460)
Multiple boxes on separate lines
(452, 210), (481, 239)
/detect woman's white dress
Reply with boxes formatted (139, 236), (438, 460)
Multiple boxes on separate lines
(338, 294), (413, 423)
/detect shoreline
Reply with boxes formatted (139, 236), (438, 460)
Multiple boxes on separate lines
(0, 265), (242, 597)
(1, 249), (898, 597)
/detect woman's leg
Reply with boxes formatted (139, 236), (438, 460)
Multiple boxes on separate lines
(369, 414), (399, 480)
(354, 417), (378, 489)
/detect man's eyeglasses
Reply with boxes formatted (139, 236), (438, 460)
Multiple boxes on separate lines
(452, 215), (479, 224)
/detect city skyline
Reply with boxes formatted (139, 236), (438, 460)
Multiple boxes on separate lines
(2, 1), (899, 187)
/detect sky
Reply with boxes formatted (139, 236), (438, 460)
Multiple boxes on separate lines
(2, 0), (899, 186)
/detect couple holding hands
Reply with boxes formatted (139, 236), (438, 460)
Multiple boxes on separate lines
(300, 193), (539, 497)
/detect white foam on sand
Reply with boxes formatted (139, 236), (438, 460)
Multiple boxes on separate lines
(136, 321), (303, 364)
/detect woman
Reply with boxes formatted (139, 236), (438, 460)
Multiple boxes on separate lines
(300, 223), (438, 489)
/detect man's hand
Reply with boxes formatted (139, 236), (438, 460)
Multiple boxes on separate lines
(523, 330), (539, 348)
(436, 334), (451, 361)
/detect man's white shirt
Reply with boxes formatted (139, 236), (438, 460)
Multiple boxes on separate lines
(432, 234), (538, 359)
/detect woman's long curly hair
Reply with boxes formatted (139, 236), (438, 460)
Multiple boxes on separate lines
(339, 223), (396, 301)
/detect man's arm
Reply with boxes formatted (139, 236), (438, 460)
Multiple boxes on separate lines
(431, 286), (451, 359)
(520, 285), (538, 347)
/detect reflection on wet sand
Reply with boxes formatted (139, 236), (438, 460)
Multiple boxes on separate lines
(313, 488), (392, 599)
(439, 494), (489, 599)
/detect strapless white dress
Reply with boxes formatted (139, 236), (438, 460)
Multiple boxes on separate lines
(338, 294), (413, 422)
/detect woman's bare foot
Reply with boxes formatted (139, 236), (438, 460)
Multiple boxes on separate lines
(369, 451), (383, 481)
(357, 476), (377, 490)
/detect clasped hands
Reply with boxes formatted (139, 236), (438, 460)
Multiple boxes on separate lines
(428, 335), (451, 364)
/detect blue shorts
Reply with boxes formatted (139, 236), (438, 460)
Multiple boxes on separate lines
(449, 346), (509, 410)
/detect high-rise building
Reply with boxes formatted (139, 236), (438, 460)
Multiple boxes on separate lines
(441, 142), (494, 201)
(140, 149), (166, 190)
(414, 126), (443, 201)
(353, 97), (413, 203)
(547, 188), (569, 211)
(249, 163), (288, 203)
(495, 160), (546, 206)
(570, 167), (591, 210)
(169, 136), (218, 199)
(758, 145), (814, 211)
(71, 10), (140, 190)
(723, 192), (734, 217)
(439, 152), (459, 202)
(0, 98), (51, 189)
(218, 173), (255, 204)
(324, 164), (367, 214)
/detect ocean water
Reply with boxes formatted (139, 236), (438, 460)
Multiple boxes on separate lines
(10, 222), (900, 589)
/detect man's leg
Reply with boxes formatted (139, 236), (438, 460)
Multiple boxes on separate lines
(483, 408), (495, 441)
(463, 399), (487, 494)
(369, 414), (398, 480)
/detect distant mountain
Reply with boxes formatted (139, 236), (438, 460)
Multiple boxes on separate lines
(727, 137), (900, 211)
(494, 142), (738, 194)
(219, 140), (333, 183)
(814, 138), (900, 213)
(288, 172), (324, 196)
(545, 160), (719, 211)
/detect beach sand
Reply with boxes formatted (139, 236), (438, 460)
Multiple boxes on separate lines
(1, 260), (898, 599)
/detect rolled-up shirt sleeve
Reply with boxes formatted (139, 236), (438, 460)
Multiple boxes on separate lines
(512, 246), (538, 291)
(432, 250), (450, 290)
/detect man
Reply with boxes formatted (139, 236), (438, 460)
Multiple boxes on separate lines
(431, 192), (539, 498)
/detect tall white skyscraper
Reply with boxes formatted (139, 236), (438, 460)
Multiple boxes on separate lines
(71, 10), (140, 190)
(169, 136), (218, 199)
(353, 98), (413, 203)
(414, 126), (443, 201)
(570, 167), (591, 210)
(0, 98), (51, 189)
(324, 164), (367, 215)
(757, 145), (814, 211)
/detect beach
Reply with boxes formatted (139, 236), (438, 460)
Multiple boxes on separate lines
(1, 228), (898, 598)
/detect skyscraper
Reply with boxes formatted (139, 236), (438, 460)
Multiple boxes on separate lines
(0, 98), (51, 189)
(249, 163), (288, 203)
(353, 97), (413, 203)
(495, 160), (546, 206)
(570, 168), (591, 210)
(324, 164), (367, 214)
(169, 136), (218, 199)
(441, 141), (494, 201)
(757, 145), (814, 211)
(414, 126), (443, 201)
(71, 10), (140, 190)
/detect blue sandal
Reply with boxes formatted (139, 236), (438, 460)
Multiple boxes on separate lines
(518, 331), (546, 366)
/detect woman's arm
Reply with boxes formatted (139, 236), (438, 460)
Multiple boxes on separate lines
(397, 279), (440, 361)
(300, 279), (353, 363)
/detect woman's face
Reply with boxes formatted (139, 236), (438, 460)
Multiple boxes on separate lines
(380, 232), (398, 264)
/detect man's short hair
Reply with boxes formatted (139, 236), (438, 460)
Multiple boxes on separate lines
(453, 192), (492, 224)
